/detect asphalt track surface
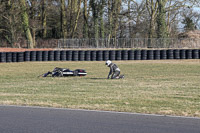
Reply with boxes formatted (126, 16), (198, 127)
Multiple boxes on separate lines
(0, 105), (200, 133)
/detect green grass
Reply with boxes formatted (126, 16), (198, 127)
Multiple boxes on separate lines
(0, 60), (200, 117)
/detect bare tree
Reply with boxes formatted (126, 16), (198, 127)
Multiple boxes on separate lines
(19, 0), (34, 48)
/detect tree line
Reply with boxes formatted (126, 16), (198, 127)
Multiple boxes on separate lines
(0, 0), (199, 48)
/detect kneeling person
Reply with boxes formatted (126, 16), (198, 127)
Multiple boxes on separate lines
(105, 60), (123, 79)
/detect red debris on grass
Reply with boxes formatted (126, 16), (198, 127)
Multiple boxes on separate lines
(0, 48), (54, 52)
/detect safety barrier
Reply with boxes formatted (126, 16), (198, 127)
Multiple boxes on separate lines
(0, 49), (200, 63)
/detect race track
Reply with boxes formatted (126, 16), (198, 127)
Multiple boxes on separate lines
(0, 105), (200, 133)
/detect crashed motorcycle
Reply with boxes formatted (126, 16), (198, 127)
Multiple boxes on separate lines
(40, 67), (87, 77)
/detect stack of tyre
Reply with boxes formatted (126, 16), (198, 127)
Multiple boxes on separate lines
(0, 49), (200, 63)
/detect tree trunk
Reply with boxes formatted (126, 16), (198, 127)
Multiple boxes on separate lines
(99, 0), (105, 38)
(128, 0), (131, 37)
(83, 0), (88, 38)
(71, 0), (81, 38)
(113, 0), (121, 39)
(41, 0), (47, 38)
(61, 0), (67, 38)
(19, 0), (34, 48)
(70, 0), (78, 36)
(90, 0), (99, 39)
(156, 0), (168, 38)
(108, 0), (113, 39)
(146, 0), (158, 47)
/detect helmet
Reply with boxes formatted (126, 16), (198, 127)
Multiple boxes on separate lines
(105, 60), (112, 66)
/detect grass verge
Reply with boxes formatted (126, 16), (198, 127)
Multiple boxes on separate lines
(0, 60), (200, 117)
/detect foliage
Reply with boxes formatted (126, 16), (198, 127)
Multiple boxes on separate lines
(0, 0), (199, 47)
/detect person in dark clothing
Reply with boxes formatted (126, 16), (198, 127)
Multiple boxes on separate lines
(105, 60), (124, 79)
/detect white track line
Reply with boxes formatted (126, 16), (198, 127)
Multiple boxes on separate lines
(1, 104), (200, 120)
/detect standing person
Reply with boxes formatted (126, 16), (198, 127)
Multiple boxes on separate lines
(105, 60), (124, 79)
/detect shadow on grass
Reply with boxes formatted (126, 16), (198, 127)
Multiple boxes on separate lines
(90, 78), (107, 80)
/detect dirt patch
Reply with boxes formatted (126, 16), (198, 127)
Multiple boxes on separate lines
(0, 48), (54, 52)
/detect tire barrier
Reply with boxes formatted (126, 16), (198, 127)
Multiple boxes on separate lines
(160, 50), (167, 59)
(173, 49), (180, 59)
(12, 52), (17, 62)
(24, 51), (31, 61)
(116, 50), (121, 60)
(1, 49), (200, 63)
(48, 51), (54, 61)
(17, 52), (24, 62)
(97, 51), (103, 61)
(134, 50), (141, 60)
(43, 51), (49, 61)
(147, 50), (154, 60)
(154, 50), (160, 60)
(0, 52), (6, 62)
(91, 51), (97, 61)
(141, 50), (147, 60)
(6, 52), (12, 62)
(72, 51), (79, 61)
(36, 51), (43, 61)
(167, 49), (174, 59)
(186, 49), (192, 59)
(180, 49), (186, 59)
(192, 49), (199, 59)
(60, 50), (66, 61)
(103, 51), (109, 61)
(109, 50), (115, 61)
(122, 50), (128, 60)
(85, 51), (91, 61)
(79, 51), (85, 61)
(128, 50), (134, 60)
(66, 50), (72, 61)
(30, 51), (36, 61)
(54, 50), (60, 61)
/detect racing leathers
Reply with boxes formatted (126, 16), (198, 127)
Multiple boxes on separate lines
(107, 63), (120, 79)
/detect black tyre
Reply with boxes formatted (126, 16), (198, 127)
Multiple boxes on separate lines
(60, 50), (67, 61)
(109, 50), (116, 60)
(12, 52), (17, 62)
(154, 50), (160, 60)
(186, 49), (192, 59)
(66, 50), (72, 61)
(103, 51), (109, 61)
(141, 50), (147, 60)
(30, 51), (37, 61)
(122, 50), (128, 60)
(85, 51), (91, 61)
(48, 51), (54, 61)
(147, 50), (154, 60)
(160, 50), (167, 60)
(134, 50), (141, 60)
(6, 52), (12, 62)
(97, 51), (103, 61)
(180, 49), (186, 59)
(91, 51), (97, 61)
(173, 49), (180, 59)
(115, 50), (121, 60)
(192, 49), (199, 59)
(54, 50), (61, 61)
(0, 52), (6, 62)
(72, 51), (79, 61)
(79, 51), (85, 61)
(24, 51), (31, 61)
(167, 49), (174, 59)
(36, 51), (43, 61)
(17, 52), (24, 62)
(42, 51), (49, 61)
(128, 50), (134, 60)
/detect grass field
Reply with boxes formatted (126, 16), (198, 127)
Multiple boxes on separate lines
(0, 60), (200, 117)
